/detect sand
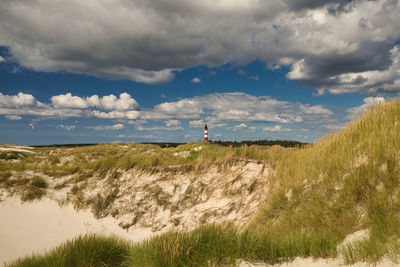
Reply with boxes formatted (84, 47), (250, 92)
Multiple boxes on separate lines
(1, 197), (399, 266)
(0, 147), (35, 153)
(0, 197), (154, 265)
(238, 257), (398, 266)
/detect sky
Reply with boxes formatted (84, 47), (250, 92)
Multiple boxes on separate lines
(0, 0), (399, 145)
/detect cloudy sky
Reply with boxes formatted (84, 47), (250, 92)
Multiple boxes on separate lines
(0, 0), (399, 145)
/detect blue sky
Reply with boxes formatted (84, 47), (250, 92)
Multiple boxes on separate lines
(0, 1), (399, 145)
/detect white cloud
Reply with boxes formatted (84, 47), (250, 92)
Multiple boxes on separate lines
(136, 125), (183, 131)
(57, 125), (76, 131)
(164, 120), (181, 127)
(0, 92), (37, 107)
(190, 77), (201, 83)
(0, 91), (335, 134)
(188, 120), (227, 129)
(247, 126), (257, 132)
(0, 92), (141, 121)
(92, 110), (141, 120)
(52, 92), (139, 110)
(147, 92), (332, 123)
(229, 123), (257, 132)
(4, 115), (22, 120)
(346, 97), (385, 120)
(300, 104), (333, 115)
(51, 93), (88, 109)
(322, 45), (400, 94)
(86, 93), (139, 110)
(263, 125), (291, 132)
(189, 120), (204, 128)
(230, 123), (248, 132)
(324, 124), (345, 131)
(0, 56), (4, 62)
(29, 122), (35, 130)
(250, 75), (259, 80)
(88, 124), (125, 131)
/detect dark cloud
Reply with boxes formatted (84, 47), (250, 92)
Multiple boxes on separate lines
(283, 0), (351, 11)
(0, 0), (399, 91)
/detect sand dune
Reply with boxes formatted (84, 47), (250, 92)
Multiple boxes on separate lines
(0, 197), (154, 264)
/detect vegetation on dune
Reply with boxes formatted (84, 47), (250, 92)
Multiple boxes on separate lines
(0, 138), (286, 203)
(5, 234), (130, 267)
(125, 224), (337, 266)
(4, 100), (400, 265)
(211, 139), (307, 148)
(249, 99), (400, 263)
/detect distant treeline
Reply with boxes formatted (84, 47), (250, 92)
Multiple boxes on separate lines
(31, 140), (307, 149)
(141, 142), (184, 148)
(32, 143), (98, 148)
(210, 140), (308, 148)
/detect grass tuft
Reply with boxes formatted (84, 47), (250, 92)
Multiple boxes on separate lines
(6, 234), (130, 267)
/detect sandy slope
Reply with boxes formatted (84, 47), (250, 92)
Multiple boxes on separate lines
(239, 257), (398, 266)
(0, 197), (154, 264)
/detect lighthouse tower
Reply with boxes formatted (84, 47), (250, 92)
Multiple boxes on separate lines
(204, 124), (208, 142)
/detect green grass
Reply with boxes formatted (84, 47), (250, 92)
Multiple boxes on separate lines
(126, 225), (338, 266)
(8, 226), (338, 267)
(6, 234), (130, 267)
(248, 99), (400, 262)
(0, 151), (28, 160)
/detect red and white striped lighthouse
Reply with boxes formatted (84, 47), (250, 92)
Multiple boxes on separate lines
(204, 124), (208, 142)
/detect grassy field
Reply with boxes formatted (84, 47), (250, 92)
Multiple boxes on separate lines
(4, 99), (400, 266)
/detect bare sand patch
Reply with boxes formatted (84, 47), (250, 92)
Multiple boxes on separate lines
(0, 147), (35, 153)
(0, 197), (154, 264)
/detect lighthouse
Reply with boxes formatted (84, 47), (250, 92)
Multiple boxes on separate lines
(204, 124), (208, 142)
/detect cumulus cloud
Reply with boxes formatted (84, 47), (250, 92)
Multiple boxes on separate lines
(92, 110), (141, 120)
(230, 123), (248, 132)
(346, 97), (385, 120)
(4, 115), (22, 120)
(0, 56), (4, 62)
(87, 124), (125, 131)
(228, 123), (257, 132)
(29, 122), (35, 130)
(52, 92), (139, 110)
(136, 125), (184, 131)
(86, 93), (139, 110)
(57, 124), (76, 131)
(263, 125), (291, 132)
(0, 91), (334, 129)
(321, 45), (400, 94)
(190, 77), (201, 83)
(324, 124), (345, 131)
(188, 120), (227, 129)
(0, 92), (140, 120)
(146, 92), (330, 123)
(189, 120), (204, 128)
(0, 92), (37, 107)
(164, 120), (181, 127)
(51, 93), (88, 109)
(0, 0), (399, 90)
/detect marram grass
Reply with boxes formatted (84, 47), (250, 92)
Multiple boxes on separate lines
(5, 234), (130, 267)
(7, 225), (338, 267)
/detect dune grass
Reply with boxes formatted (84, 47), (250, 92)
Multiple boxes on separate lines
(8, 225), (338, 267)
(248, 99), (400, 263)
(125, 224), (338, 266)
(5, 234), (130, 267)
